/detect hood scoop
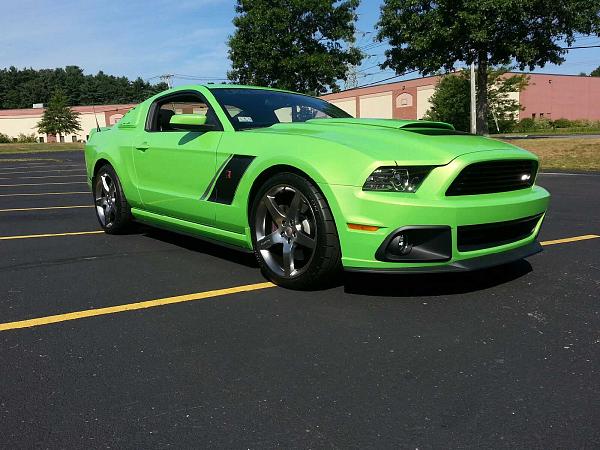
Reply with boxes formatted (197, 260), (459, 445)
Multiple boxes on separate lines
(306, 118), (456, 132)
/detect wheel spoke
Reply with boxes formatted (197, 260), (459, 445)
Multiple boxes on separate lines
(286, 191), (302, 222)
(257, 231), (283, 250)
(282, 241), (295, 276)
(294, 231), (315, 249)
(104, 203), (113, 222)
(264, 195), (286, 225)
(101, 174), (110, 193)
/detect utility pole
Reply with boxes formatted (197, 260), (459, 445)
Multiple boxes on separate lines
(470, 61), (476, 134)
(160, 74), (174, 89)
(345, 64), (359, 90)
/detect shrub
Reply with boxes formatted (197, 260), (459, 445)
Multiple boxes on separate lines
(0, 132), (11, 143)
(17, 133), (38, 143)
(551, 118), (573, 128)
(514, 118), (536, 132)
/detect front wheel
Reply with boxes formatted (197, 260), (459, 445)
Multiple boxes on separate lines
(250, 172), (341, 290)
(93, 164), (132, 234)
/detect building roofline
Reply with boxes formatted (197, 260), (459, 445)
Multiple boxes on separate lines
(326, 71), (596, 96)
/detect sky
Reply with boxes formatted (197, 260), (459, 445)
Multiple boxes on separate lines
(1, 0), (599, 88)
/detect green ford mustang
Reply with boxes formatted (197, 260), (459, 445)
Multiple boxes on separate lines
(85, 85), (550, 289)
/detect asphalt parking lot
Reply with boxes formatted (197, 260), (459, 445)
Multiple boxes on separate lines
(0, 150), (598, 449)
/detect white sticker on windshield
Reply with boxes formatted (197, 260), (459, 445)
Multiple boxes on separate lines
(237, 116), (253, 122)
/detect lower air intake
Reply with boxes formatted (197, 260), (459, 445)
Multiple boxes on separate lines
(457, 214), (543, 252)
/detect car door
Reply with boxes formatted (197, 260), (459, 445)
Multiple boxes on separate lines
(132, 91), (222, 226)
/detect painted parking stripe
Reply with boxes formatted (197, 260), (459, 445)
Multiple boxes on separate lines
(0, 205), (93, 213)
(0, 174), (88, 181)
(0, 191), (89, 197)
(539, 172), (600, 177)
(540, 234), (600, 246)
(0, 169), (85, 176)
(0, 164), (82, 171)
(0, 231), (103, 240)
(0, 232), (596, 333)
(0, 282), (276, 332)
(0, 181), (88, 187)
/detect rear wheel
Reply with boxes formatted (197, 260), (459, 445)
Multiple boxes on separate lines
(93, 164), (132, 234)
(250, 172), (341, 289)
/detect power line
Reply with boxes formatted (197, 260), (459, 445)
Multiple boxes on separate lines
(355, 70), (420, 89)
(561, 44), (600, 49)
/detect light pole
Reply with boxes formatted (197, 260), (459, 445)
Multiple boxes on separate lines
(470, 61), (476, 134)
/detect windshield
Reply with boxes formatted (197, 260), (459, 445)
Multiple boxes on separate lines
(208, 88), (352, 130)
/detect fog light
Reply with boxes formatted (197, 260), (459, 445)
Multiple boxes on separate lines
(391, 233), (412, 255)
(397, 233), (406, 251)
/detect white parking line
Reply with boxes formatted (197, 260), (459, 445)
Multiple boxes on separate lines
(0, 169), (85, 176)
(0, 164), (83, 171)
(0, 181), (88, 187)
(0, 191), (89, 197)
(0, 174), (88, 181)
(0, 205), (93, 213)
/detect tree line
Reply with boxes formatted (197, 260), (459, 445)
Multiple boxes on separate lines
(0, 65), (167, 109)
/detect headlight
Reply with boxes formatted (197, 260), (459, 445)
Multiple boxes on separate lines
(362, 166), (434, 192)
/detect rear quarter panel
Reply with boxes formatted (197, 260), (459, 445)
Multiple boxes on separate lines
(84, 111), (145, 207)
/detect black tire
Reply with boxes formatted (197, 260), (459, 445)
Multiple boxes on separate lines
(250, 172), (341, 290)
(93, 164), (133, 234)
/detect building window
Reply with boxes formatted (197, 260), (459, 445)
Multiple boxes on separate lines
(531, 113), (536, 119)
(86, 135), (89, 141)
(39, 137), (44, 143)
(59, 135), (65, 143)
(72, 136), (77, 142)
(539, 113), (544, 118)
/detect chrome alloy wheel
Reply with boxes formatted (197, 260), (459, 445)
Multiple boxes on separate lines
(254, 185), (317, 278)
(94, 172), (117, 227)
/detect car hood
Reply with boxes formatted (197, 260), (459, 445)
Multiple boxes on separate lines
(247, 118), (529, 165)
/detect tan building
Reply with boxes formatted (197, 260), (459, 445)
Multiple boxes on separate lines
(0, 104), (135, 143)
(322, 73), (600, 121)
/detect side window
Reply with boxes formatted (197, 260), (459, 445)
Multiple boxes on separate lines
(147, 92), (221, 132)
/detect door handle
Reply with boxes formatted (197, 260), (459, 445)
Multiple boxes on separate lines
(135, 142), (149, 151)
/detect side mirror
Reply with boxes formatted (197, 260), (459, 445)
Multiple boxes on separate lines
(169, 113), (209, 131)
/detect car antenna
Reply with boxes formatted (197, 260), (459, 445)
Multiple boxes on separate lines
(92, 104), (101, 132)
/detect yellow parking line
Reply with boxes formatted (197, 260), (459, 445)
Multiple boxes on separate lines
(0, 282), (276, 332)
(540, 234), (600, 246)
(0, 181), (88, 187)
(0, 230), (103, 240)
(0, 191), (89, 197)
(0, 205), (93, 213)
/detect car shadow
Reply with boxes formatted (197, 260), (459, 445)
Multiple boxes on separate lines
(139, 226), (259, 269)
(131, 224), (533, 295)
(342, 259), (533, 297)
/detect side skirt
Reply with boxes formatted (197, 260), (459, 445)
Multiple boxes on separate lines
(131, 207), (253, 253)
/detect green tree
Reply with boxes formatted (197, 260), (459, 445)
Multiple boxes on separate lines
(376, 0), (600, 134)
(37, 90), (82, 137)
(425, 69), (528, 133)
(227, 0), (363, 94)
(591, 66), (600, 77)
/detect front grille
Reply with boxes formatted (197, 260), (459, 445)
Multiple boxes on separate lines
(457, 214), (542, 252)
(446, 160), (538, 196)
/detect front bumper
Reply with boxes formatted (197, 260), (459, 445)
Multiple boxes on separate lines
(320, 151), (551, 272)
(346, 241), (543, 273)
